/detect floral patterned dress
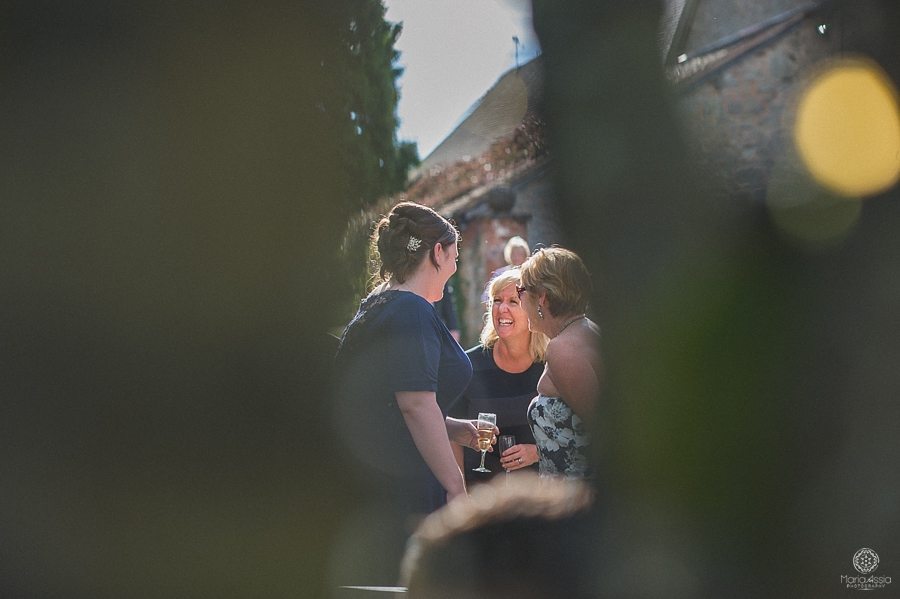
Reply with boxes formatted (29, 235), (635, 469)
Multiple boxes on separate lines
(527, 394), (591, 477)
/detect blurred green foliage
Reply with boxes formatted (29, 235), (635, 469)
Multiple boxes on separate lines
(334, 0), (419, 213)
(0, 2), (414, 598)
(331, 0), (421, 311)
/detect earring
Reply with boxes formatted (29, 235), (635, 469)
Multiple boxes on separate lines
(537, 305), (544, 319)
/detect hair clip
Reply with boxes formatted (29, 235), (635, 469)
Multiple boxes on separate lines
(407, 236), (422, 252)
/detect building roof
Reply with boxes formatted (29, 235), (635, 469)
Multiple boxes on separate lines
(415, 56), (544, 176)
(401, 57), (547, 212)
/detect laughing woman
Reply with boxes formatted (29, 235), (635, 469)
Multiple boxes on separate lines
(448, 269), (549, 483)
(517, 247), (602, 478)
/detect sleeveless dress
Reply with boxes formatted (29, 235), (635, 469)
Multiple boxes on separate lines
(527, 394), (591, 477)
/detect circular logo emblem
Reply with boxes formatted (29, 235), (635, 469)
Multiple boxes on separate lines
(853, 548), (880, 574)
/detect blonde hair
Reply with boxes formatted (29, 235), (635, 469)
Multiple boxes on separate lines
(519, 247), (592, 317)
(479, 269), (548, 362)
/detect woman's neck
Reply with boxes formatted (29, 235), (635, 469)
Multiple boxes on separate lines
(493, 336), (534, 373)
(386, 270), (439, 302)
(547, 313), (586, 338)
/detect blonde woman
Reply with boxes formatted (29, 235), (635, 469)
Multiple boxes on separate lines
(449, 269), (549, 482)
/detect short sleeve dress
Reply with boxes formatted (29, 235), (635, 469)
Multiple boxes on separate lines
(334, 290), (472, 514)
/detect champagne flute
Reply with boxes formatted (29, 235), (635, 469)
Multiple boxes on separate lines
(472, 412), (497, 473)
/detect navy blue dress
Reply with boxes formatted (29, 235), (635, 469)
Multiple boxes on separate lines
(448, 345), (542, 483)
(335, 290), (472, 514)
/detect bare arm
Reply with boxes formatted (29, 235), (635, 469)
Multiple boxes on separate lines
(451, 440), (464, 471)
(396, 391), (466, 502)
(446, 417), (472, 476)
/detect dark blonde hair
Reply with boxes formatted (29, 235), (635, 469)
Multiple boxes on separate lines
(519, 247), (592, 317)
(479, 269), (548, 362)
(370, 202), (458, 285)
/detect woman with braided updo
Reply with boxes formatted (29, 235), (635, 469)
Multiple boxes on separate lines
(335, 202), (487, 583)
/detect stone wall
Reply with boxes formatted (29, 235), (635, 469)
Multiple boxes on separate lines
(676, 11), (834, 202)
(515, 168), (567, 248)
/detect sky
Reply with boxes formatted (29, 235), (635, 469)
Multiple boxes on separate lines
(383, 0), (541, 159)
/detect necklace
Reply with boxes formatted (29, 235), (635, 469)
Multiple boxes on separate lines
(555, 314), (586, 337)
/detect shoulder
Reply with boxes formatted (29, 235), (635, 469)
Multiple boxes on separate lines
(545, 328), (602, 394)
(465, 344), (490, 357)
(379, 291), (437, 322)
(465, 345), (494, 368)
(352, 292), (440, 344)
(546, 332), (597, 373)
(381, 290), (431, 309)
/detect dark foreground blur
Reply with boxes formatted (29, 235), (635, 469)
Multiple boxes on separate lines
(0, 3), (353, 598)
(534, 0), (900, 596)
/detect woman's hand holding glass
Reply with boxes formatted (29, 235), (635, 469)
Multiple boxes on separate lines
(500, 442), (539, 471)
(445, 417), (499, 453)
(472, 413), (497, 473)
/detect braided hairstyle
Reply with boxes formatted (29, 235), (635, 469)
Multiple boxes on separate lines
(371, 202), (458, 285)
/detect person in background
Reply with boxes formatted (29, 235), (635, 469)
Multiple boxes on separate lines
(400, 473), (596, 598)
(517, 247), (601, 478)
(498, 236), (530, 275)
(334, 202), (493, 583)
(483, 235), (531, 303)
(449, 269), (548, 483)
(433, 279), (461, 342)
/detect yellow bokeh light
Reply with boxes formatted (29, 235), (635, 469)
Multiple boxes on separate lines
(794, 57), (900, 198)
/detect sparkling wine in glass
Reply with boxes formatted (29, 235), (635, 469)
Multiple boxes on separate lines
(472, 412), (497, 473)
